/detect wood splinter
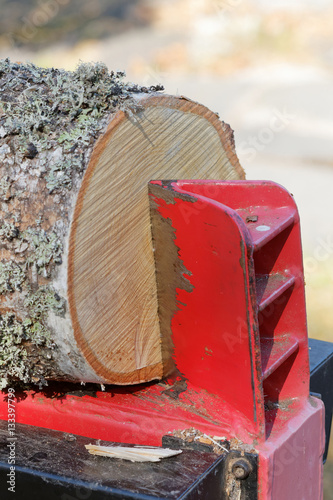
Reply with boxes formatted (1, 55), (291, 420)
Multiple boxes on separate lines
(85, 444), (182, 462)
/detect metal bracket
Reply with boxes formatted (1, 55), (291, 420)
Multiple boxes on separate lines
(309, 337), (333, 462)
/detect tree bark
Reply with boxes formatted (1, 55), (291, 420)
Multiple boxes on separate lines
(0, 59), (244, 389)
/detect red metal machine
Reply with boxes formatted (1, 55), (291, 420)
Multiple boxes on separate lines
(0, 180), (327, 499)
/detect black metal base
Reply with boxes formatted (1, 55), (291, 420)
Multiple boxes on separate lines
(0, 422), (258, 500)
(0, 337), (331, 499)
(309, 337), (333, 462)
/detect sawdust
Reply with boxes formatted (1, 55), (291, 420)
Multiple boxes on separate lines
(170, 428), (257, 456)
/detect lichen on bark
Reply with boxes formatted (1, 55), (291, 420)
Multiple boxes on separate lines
(0, 58), (162, 194)
(0, 261), (25, 294)
(0, 58), (163, 388)
(23, 227), (63, 276)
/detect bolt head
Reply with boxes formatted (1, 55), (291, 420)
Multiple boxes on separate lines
(232, 459), (252, 480)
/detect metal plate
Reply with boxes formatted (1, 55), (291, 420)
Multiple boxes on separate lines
(0, 422), (258, 499)
(0, 422), (223, 500)
(309, 337), (333, 462)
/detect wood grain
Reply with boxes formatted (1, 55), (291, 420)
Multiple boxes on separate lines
(68, 94), (245, 384)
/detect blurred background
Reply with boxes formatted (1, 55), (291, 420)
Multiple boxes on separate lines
(0, 0), (332, 496)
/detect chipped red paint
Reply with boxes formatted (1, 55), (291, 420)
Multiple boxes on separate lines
(0, 380), (259, 444)
(149, 180), (311, 426)
(0, 180), (324, 499)
(147, 179), (324, 499)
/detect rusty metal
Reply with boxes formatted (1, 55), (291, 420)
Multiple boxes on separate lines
(232, 459), (252, 480)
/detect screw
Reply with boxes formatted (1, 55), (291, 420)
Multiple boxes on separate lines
(232, 458), (252, 480)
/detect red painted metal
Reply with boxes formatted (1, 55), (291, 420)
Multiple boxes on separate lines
(0, 180), (324, 499)
(259, 397), (324, 500)
(149, 180), (310, 426)
(0, 381), (257, 445)
(150, 179), (264, 436)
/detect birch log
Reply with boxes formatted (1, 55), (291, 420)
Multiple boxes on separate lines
(0, 59), (244, 389)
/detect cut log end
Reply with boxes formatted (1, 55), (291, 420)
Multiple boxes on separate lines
(0, 59), (244, 389)
(68, 94), (244, 385)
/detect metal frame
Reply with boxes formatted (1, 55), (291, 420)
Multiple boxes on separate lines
(0, 422), (258, 500)
(0, 180), (328, 499)
(309, 337), (333, 462)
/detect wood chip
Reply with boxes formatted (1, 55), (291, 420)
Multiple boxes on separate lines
(85, 444), (182, 463)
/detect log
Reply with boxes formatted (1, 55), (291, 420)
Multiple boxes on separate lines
(0, 59), (244, 389)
